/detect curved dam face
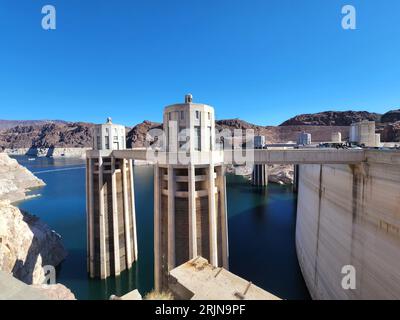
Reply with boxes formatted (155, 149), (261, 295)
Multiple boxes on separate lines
(295, 151), (400, 299)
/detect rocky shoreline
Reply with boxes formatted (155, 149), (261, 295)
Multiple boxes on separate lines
(0, 153), (76, 299)
(227, 164), (294, 185)
(4, 147), (89, 159)
(0, 153), (46, 203)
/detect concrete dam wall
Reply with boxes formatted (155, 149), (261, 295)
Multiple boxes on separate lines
(295, 151), (400, 299)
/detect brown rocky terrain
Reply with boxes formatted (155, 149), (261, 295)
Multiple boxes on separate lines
(280, 111), (382, 126)
(125, 118), (351, 147)
(377, 121), (400, 142)
(381, 109), (400, 123)
(280, 110), (400, 142)
(0, 122), (94, 150)
(1, 109), (399, 150)
(216, 119), (350, 143)
(0, 120), (67, 131)
(126, 120), (162, 148)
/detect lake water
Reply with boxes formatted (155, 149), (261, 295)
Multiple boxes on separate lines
(15, 156), (310, 300)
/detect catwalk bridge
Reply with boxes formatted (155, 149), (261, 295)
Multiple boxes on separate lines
(87, 148), (372, 165)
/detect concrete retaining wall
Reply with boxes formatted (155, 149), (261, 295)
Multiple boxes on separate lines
(296, 151), (400, 299)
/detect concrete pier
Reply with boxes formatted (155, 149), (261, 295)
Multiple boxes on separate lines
(252, 163), (268, 187)
(251, 136), (268, 187)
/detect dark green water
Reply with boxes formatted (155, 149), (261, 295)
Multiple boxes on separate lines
(15, 156), (310, 300)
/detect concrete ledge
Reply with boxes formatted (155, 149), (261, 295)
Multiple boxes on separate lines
(168, 257), (281, 300)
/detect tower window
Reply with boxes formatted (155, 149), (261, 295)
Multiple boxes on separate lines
(195, 111), (200, 120)
(208, 112), (211, 120)
(209, 126), (212, 151)
(194, 126), (201, 151)
(180, 111), (184, 120)
(105, 136), (110, 149)
(96, 136), (101, 149)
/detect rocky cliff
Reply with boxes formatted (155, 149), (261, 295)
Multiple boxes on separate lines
(0, 153), (45, 203)
(0, 200), (67, 285)
(280, 111), (382, 126)
(0, 154), (74, 299)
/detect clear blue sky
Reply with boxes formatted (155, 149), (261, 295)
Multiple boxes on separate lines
(0, 0), (399, 126)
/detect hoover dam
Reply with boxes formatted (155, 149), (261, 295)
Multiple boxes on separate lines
(296, 150), (400, 299)
(85, 96), (400, 300)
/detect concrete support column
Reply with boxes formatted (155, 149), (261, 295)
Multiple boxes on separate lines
(252, 164), (268, 187)
(208, 163), (218, 266)
(167, 165), (176, 270)
(98, 156), (107, 279)
(129, 159), (138, 261)
(219, 165), (229, 269)
(87, 157), (95, 277)
(87, 158), (95, 278)
(263, 165), (268, 186)
(154, 165), (161, 291)
(122, 159), (133, 268)
(188, 164), (197, 259)
(111, 157), (121, 276)
(261, 165), (264, 185)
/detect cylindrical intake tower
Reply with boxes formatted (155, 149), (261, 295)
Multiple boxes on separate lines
(154, 95), (229, 291)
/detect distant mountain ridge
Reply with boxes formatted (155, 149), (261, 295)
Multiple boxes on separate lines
(1, 109), (399, 150)
(381, 109), (400, 123)
(0, 122), (94, 149)
(0, 120), (68, 130)
(280, 111), (382, 126)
